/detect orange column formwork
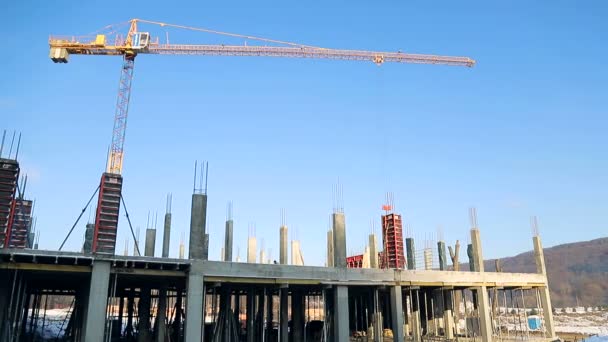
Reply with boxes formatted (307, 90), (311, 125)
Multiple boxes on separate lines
(92, 173), (123, 254)
(346, 254), (364, 268)
(0, 158), (19, 248)
(381, 213), (406, 269)
(7, 199), (33, 249)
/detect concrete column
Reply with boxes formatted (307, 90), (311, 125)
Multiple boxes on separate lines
(189, 194), (208, 259)
(470, 229), (492, 342)
(470, 229), (484, 272)
(475, 286), (492, 342)
(260, 249), (267, 264)
(203, 234), (209, 260)
(437, 241), (447, 270)
(443, 289), (454, 339)
(145, 228), (156, 257)
(369, 233), (378, 268)
(0, 273), (10, 340)
(247, 289), (256, 342)
(83, 260), (111, 341)
(266, 290), (274, 339)
(291, 240), (303, 265)
(280, 225), (288, 264)
(235, 293), (241, 329)
(533, 235), (556, 338)
(334, 285), (350, 342)
(410, 289), (422, 342)
(247, 237), (257, 263)
(257, 290), (266, 340)
(332, 213), (346, 268)
(326, 229), (334, 267)
(162, 212), (171, 258)
(224, 219), (233, 262)
(405, 238), (416, 270)
(83, 223), (94, 254)
(279, 287), (288, 342)
(156, 288), (167, 342)
(390, 286), (404, 342)
(372, 288), (383, 342)
(423, 248), (432, 270)
(184, 260), (205, 342)
(138, 287), (152, 342)
(292, 290), (305, 342)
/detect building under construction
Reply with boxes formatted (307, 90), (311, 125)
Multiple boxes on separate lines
(0, 200), (558, 342)
(0, 19), (558, 342)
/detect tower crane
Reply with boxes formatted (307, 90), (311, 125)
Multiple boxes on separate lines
(49, 19), (475, 254)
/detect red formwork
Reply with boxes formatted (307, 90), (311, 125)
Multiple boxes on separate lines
(346, 254), (364, 268)
(92, 173), (123, 254)
(8, 199), (33, 248)
(0, 159), (19, 248)
(381, 213), (406, 269)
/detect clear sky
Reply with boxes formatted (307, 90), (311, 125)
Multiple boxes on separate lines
(1, 1), (606, 265)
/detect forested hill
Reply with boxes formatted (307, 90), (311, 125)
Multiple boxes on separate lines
(482, 237), (608, 307)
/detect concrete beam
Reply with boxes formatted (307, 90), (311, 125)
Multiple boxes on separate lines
(198, 260), (546, 287)
(83, 260), (111, 341)
(390, 286), (404, 342)
(184, 260), (205, 342)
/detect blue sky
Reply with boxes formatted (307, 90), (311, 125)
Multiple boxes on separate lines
(1, 1), (606, 265)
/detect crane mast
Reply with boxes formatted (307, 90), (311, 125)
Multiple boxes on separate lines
(49, 19), (475, 254)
